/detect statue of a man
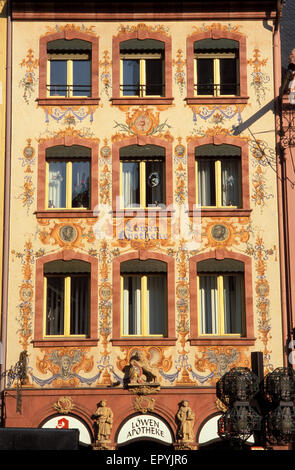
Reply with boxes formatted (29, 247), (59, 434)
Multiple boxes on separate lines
(93, 400), (113, 442)
(176, 400), (195, 442)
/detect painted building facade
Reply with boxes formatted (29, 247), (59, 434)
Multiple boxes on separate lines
(1, 0), (289, 450)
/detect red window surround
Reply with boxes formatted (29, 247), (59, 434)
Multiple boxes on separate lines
(111, 28), (173, 106)
(33, 250), (98, 347)
(38, 29), (99, 106)
(186, 29), (248, 105)
(187, 135), (251, 217)
(111, 250), (176, 346)
(35, 135), (99, 219)
(112, 135), (174, 217)
(189, 249), (255, 346)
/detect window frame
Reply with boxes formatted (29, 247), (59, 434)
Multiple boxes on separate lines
(189, 250), (255, 346)
(112, 250), (176, 346)
(187, 136), (251, 217)
(38, 30), (99, 106)
(112, 29), (173, 106)
(36, 136), (99, 219)
(33, 250), (98, 347)
(186, 29), (248, 105)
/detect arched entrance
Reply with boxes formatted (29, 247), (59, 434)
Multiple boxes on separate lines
(116, 413), (174, 450)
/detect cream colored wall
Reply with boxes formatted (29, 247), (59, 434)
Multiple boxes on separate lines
(7, 19), (283, 386)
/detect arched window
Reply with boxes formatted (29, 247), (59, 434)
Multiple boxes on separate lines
(120, 259), (167, 337)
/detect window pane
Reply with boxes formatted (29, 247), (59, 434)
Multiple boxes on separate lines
(48, 161), (66, 208)
(197, 59), (214, 95)
(46, 276), (64, 335)
(122, 60), (140, 96)
(220, 58), (237, 95)
(146, 160), (165, 206)
(223, 275), (243, 334)
(50, 60), (67, 96)
(122, 161), (140, 207)
(73, 60), (91, 96)
(146, 59), (163, 96)
(147, 275), (166, 335)
(122, 276), (141, 335)
(197, 159), (216, 206)
(70, 275), (90, 335)
(221, 158), (240, 206)
(199, 276), (219, 334)
(72, 160), (90, 208)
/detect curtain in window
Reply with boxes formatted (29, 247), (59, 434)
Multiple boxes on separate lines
(199, 276), (219, 334)
(221, 159), (240, 206)
(48, 161), (66, 208)
(197, 159), (215, 206)
(223, 275), (242, 334)
(122, 276), (141, 335)
(70, 275), (89, 335)
(147, 275), (166, 334)
(122, 162), (139, 208)
(46, 276), (65, 335)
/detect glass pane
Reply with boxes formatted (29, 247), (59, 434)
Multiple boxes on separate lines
(146, 59), (164, 96)
(122, 161), (140, 207)
(122, 276), (141, 335)
(73, 60), (91, 96)
(223, 275), (243, 334)
(221, 158), (240, 207)
(145, 160), (165, 206)
(70, 275), (89, 335)
(220, 58), (237, 95)
(50, 60), (67, 96)
(72, 160), (90, 208)
(147, 275), (166, 335)
(48, 161), (66, 208)
(46, 276), (64, 335)
(197, 159), (216, 206)
(122, 60), (140, 96)
(197, 59), (214, 95)
(199, 276), (218, 334)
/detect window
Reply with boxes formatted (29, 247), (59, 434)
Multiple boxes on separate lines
(120, 259), (167, 337)
(194, 38), (239, 96)
(47, 39), (92, 97)
(44, 259), (90, 338)
(46, 145), (90, 209)
(120, 144), (165, 208)
(197, 259), (245, 336)
(120, 39), (165, 97)
(196, 144), (241, 208)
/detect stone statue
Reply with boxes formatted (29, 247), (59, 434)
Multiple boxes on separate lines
(93, 400), (113, 442)
(176, 400), (195, 442)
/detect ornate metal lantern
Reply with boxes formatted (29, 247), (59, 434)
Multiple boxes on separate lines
(217, 367), (262, 442)
(265, 367), (295, 445)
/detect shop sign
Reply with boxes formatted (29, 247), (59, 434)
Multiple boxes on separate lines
(42, 415), (91, 445)
(117, 415), (173, 444)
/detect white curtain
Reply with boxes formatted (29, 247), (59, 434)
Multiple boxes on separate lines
(197, 160), (214, 206)
(223, 275), (242, 334)
(147, 275), (166, 335)
(48, 164), (65, 208)
(122, 162), (139, 208)
(199, 276), (219, 334)
(122, 276), (141, 335)
(221, 159), (239, 206)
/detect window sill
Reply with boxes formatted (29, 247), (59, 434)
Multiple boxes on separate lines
(189, 336), (256, 346)
(111, 97), (174, 106)
(188, 208), (252, 217)
(32, 338), (99, 347)
(111, 337), (177, 346)
(185, 96), (249, 105)
(37, 97), (100, 106)
(113, 209), (175, 218)
(35, 210), (98, 219)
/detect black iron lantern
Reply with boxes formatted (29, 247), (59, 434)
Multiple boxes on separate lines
(265, 367), (295, 445)
(217, 367), (262, 443)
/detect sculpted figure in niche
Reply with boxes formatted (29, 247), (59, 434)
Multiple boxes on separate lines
(124, 350), (160, 386)
(176, 400), (195, 442)
(93, 400), (113, 442)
